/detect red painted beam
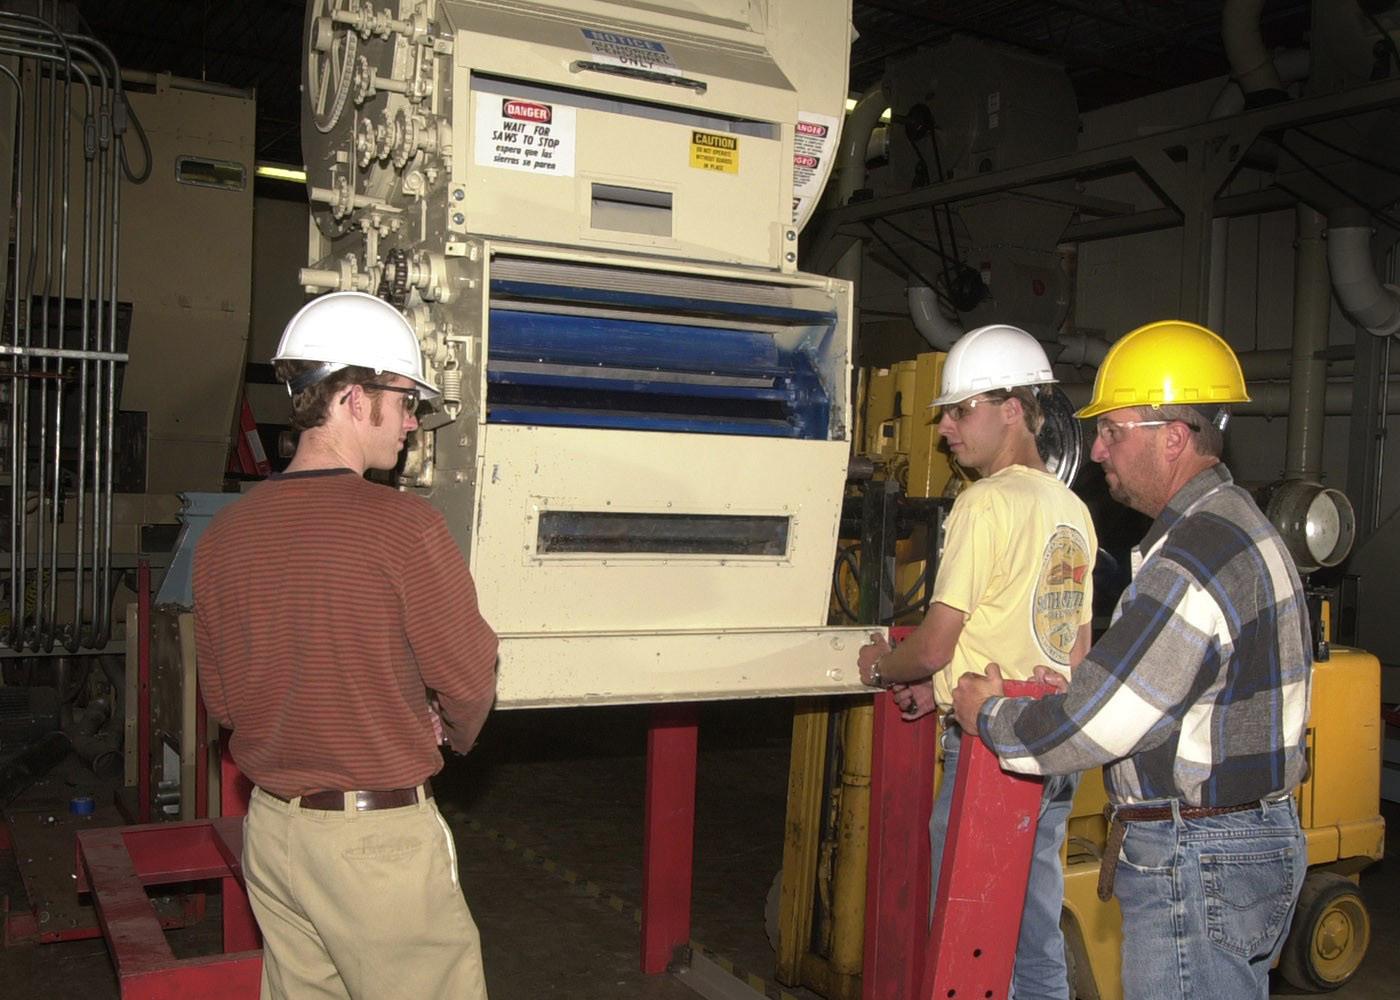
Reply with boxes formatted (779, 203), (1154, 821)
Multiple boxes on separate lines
(863, 624), (937, 1000)
(640, 702), (699, 974)
(137, 560), (152, 824)
(920, 679), (1053, 1000)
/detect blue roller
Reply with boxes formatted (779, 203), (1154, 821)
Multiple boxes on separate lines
(485, 307), (832, 439)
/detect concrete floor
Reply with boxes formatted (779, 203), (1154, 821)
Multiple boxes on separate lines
(2, 700), (1398, 999)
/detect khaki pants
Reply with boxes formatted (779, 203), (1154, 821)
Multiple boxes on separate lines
(244, 786), (488, 1000)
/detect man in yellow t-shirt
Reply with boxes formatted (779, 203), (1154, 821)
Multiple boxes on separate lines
(856, 323), (1097, 1000)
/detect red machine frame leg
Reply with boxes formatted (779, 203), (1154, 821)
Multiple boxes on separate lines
(919, 679), (1052, 1000)
(136, 560), (152, 823)
(219, 733), (258, 953)
(862, 628), (937, 1000)
(640, 702), (699, 974)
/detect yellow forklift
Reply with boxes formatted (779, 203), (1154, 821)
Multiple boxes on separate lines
(772, 352), (1384, 998)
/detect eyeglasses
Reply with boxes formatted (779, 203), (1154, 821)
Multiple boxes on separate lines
(937, 395), (1006, 423)
(339, 383), (421, 413)
(1094, 417), (1200, 444)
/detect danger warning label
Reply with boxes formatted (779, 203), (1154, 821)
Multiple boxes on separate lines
(690, 130), (738, 174)
(792, 111), (839, 226)
(473, 93), (576, 177)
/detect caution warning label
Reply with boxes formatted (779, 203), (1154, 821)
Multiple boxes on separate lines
(689, 131), (738, 174)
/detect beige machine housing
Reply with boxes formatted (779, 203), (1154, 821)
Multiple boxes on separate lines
(300, 0), (864, 706)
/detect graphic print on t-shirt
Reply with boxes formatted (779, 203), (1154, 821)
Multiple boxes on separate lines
(1032, 524), (1091, 664)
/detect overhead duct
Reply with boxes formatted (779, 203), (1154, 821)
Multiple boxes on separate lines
(1210, 48), (1310, 119)
(837, 85), (889, 207)
(1222, 0), (1286, 98)
(1327, 214), (1400, 337)
(907, 285), (960, 350)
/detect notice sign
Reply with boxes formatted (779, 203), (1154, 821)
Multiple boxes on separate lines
(580, 28), (680, 76)
(473, 93), (577, 176)
(792, 111), (839, 227)
(690, 131), (738, 174)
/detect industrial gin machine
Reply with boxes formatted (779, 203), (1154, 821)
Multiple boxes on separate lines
(294, 0), (868, 709)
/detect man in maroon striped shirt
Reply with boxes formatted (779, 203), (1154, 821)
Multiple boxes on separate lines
(194, 292), (498, 1000)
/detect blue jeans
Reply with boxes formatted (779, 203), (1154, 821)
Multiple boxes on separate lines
(930, 723), (1080, 1000)
(1113, 796), (1306, 1000)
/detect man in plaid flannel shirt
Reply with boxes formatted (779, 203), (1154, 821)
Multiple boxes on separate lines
(952, 320), (1311, 1000)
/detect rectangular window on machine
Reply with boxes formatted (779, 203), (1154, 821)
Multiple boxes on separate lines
(537, 510), (789, 557)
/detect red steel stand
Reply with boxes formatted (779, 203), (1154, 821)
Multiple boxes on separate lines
(863, 662), (1054, 1000)
(73, 737), (262, 998)
(640, 702), (699, 974)
(75, 819), (260, 998)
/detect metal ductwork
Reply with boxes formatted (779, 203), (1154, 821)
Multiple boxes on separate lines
(907, 285), (960, 351)
(1326, 215), (1400, 337)
(1222, 0), (1286, 96)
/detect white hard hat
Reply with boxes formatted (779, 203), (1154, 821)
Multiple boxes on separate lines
(272, 291), (440, 399)
(929, 323), (1056, 407)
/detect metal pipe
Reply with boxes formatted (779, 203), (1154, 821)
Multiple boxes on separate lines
(1207, 217), (1229, 333)
(1285, 206), (1330, 480)
(99, 90), (121, 644)
(0, 344), (126, 362)
(33, 53), (57, 650)
(1327, 210), (1400, 337)
(837, 85), (889, 207)
(1221, 0), (1285, 95)
(43, 56), (75, 651)
(1210, 48), (1310, 119)
(71, 90), (97, 653)
(68, 32), (127, 646)
(908, 285), (960, 350)
(2, 62), (23, 648)
(7, 29), (117, 649)
(0, 16), (118, 651)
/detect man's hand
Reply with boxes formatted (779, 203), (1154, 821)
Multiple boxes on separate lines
(428, 699), (447, 745)
(857, 632), (892, 687)
(891, 681), (938, 721)
(952, 662), (1005, 731)
(1030, 665), (1069, 694)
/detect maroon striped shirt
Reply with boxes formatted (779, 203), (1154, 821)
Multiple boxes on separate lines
(193, 469), (498, 797)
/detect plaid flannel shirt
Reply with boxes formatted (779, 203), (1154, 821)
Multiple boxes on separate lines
(978, 464), (1312, 806)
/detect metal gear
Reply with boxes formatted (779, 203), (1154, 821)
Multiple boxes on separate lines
(378, 247), (411, 306)
(310, 0), (359, 133)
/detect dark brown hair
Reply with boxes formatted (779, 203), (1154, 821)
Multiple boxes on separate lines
(273, 361), (396, 431)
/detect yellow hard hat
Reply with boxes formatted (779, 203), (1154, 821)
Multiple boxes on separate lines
(1076, 320), (1249, 419)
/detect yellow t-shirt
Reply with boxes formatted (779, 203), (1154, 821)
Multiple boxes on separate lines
(929, 464), (1097, 708)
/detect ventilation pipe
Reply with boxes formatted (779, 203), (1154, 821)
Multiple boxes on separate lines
(1327, 209), (1400, 337)
(908, 285), (961, 350)
(1210, 48), (1310, 118)
(1055, 331), (1112, 368)
(1285, 206), (1330, 479)
(837, 85), (889, 207)
(838, 85), (889, 357)
(1222, 0), (1286, 97)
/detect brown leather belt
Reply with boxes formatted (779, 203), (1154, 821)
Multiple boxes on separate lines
(1097, 800), (1261, 902)
(261, 781), (433, 812)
